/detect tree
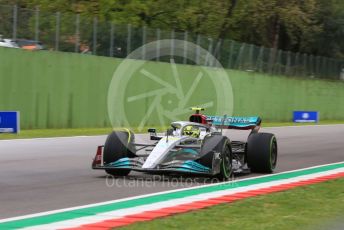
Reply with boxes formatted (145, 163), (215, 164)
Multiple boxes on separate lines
(311, 0), (344, 58)
(1, 0), (342, 59)
(223, 0), (322, 52)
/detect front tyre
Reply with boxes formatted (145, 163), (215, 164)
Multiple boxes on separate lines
(199, 135), (232, 181)
(103, 130), (136, 176)
(247, 133), (277, 173)
(217, 143), (233, 181)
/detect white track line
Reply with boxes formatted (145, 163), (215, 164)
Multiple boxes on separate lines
(0, 161), (343, 225)
(21, 167), (344, 230)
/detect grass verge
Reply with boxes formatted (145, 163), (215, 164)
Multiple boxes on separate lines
(118, 178), (344, 230)
(0, 126), (165, 140)
(0, 121), (343, 140)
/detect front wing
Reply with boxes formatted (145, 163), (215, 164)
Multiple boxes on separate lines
(92, 146), (214, 176)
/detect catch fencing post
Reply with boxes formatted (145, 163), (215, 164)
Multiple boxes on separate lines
(255, 46), (264, 72)
(227, 40), (234, 69)
(213, 39), (222, 67)
(93, 17), (97, 55)
(170, 29), (175, 58)
(196, 34), (200, 64)
(75, 14), (80, 53)
(309, 55), (314, 77)
(109, 23), (114, 57)
(268, 47), (276, 74)
(142, 26), (146, 59)
(183, 31), (188, 64)
(315, 56), (320, 77)
(248, 44), (254, 70)
(127, 24), (131, 56)
(55, 12), (60, 51)
(303, 53), (307, 77)
(340, 67), (344, 81)
(205, 38), (213, 66)
(236, 43), (245, 70)
(277, 49), (283, 75)
(295, 52), (300, 76)
(285, 51), (291, 76)
(35, 6), (39, 41)
(156, 28), (160, 61)
(320, 57), (326, 78)
(12, 5), (17, 40)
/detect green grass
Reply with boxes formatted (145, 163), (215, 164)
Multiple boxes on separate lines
(0, 121), (343, 140)
(0, 126), (166, 140)
(118, 178), (344, 230)
(0, 127), (113, 140)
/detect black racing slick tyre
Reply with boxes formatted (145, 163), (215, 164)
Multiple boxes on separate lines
(103, 130), (136, 176)
(199, 135), (233, 181)
(217, 143), (232, 181)
(247, 133), (277, 173)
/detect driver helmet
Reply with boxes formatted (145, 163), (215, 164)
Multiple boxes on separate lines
(183, 125), (200, 138)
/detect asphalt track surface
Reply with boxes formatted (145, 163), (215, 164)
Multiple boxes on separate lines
(0, 125), (343, 219)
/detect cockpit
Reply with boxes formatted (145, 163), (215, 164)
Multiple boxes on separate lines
(171, 121), (210, 139)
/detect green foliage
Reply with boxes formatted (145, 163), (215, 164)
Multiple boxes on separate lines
(312, 0), (344, 58)
(120, 178), (344, 230)
(2, 0), (344, 58)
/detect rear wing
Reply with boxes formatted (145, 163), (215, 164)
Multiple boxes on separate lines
(206, 115), (261, 130)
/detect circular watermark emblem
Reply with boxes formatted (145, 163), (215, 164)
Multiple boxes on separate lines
(107, 39), (233, 131)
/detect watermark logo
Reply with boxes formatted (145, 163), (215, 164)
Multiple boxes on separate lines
(105, 174), (239, 188)
(107, 39), (233, 131)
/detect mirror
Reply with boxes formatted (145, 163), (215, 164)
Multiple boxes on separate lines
(166, 128), (174, 136)
(148, 128), (156, 134)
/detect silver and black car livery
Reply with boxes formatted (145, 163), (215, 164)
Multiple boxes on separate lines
(92, 108), (277, 180)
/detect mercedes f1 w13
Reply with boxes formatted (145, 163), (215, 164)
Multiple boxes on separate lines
(92, 108), (278, 180)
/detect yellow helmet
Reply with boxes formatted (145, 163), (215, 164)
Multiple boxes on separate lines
(183, 125), (200, 138)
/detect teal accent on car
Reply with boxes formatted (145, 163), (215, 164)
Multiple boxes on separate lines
(107, 157), (130, 167)
(181, 160), (211, 172)
(181, 148), (199, 155)
(207, 115), (261, 128)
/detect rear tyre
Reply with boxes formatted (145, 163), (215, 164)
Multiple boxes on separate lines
(103, 130), (136, 176)
(247, 133), (277, 173)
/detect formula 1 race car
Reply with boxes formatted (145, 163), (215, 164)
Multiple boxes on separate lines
(92, 108), (278, 180)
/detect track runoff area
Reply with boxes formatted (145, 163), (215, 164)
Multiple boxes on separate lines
(0, 162), (343, 229)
